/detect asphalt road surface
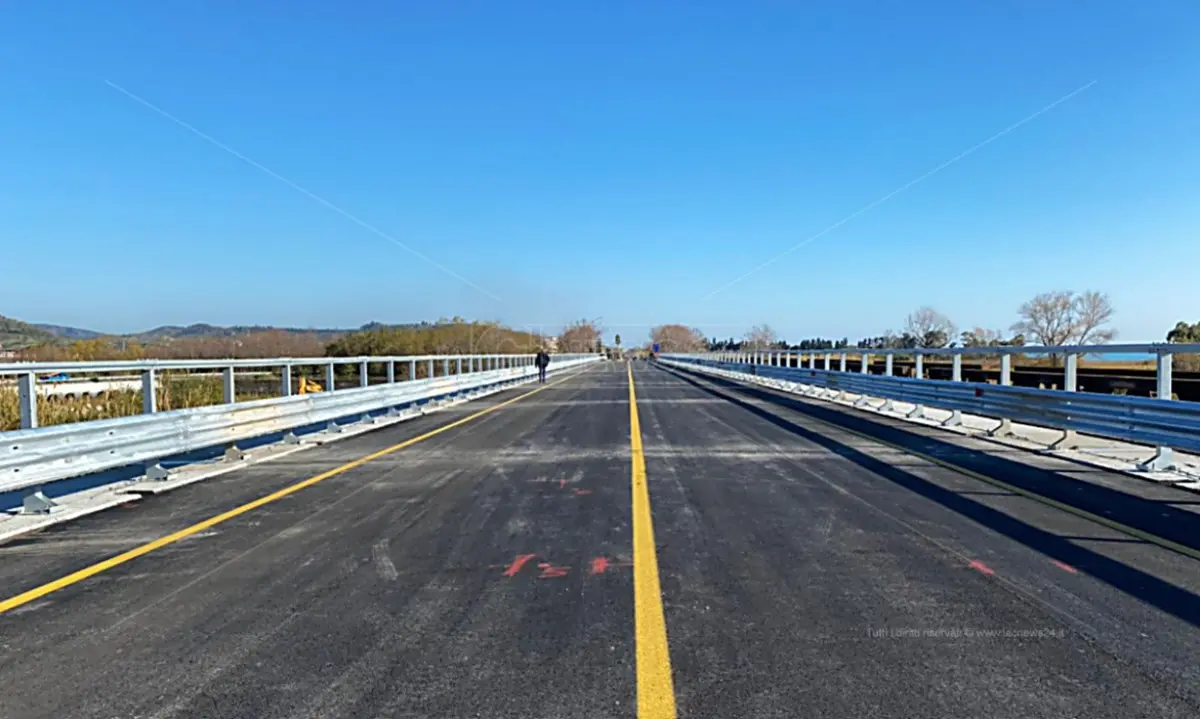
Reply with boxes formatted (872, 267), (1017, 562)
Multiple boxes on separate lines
(2, 360), (1200, 718)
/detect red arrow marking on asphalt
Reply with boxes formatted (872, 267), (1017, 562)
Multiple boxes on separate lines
(503, 554), (537, 577)
(969, 560), (995, 576)
(574, 489), (593, 496)
(537, 563), (569, 579)
(590, 557), (610, 575)
(1052, 560), (1078, 574)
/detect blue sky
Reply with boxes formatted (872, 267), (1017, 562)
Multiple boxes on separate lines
(2, 1), (1198, 345)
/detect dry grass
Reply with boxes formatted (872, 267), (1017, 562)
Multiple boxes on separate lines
(0, 376), (277, 431)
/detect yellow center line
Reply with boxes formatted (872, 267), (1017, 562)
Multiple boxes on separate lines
(628, 362), (678, 718)
(0, 370), (584, 616)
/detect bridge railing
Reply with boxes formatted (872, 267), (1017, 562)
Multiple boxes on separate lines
(1, 353), (598, 503)
(661, 342), (1200, 473)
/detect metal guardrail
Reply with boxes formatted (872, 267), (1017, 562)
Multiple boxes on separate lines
(680, 342), (1200, 406)
(1, 353), (599, 496)
(1, 353), (572, 430)
(660, 353), (1200, 472)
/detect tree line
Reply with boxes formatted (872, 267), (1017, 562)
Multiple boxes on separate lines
(682, 289), (1122, 353)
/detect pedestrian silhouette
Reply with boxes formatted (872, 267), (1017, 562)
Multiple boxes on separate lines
(535, 350), (550, 383)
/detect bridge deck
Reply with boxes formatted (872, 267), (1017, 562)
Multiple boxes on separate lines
(2, 361), (1199, 718)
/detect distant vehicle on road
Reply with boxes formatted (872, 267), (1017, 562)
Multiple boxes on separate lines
(41, 372), (70, 382)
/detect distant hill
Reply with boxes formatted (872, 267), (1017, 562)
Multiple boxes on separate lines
(0, 315), (56, 350)
(31, 323), (103, 340)
(129, 324), (350, 342)
(5, 318), (436, 348)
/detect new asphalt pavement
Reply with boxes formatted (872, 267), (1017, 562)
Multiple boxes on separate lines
(2, 359), (1199, 718)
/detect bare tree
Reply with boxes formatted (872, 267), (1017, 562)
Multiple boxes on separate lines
(557, 319), (603, 353)
(1073, 290), (1116, 345)
(1011, 290), (1116, 347)
(743, 324), (777, 350)
(904, 307), (956, 348)
(650, 324), (707, 352)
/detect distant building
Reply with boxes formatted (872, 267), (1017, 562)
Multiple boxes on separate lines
(544, 337), (559, 353)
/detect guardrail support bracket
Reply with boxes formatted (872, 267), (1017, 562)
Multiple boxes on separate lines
(1049, 430), (1078, 451)
(879, 399), (894, 413)
(906, 404), (925, 419)
(941, 410), (963, 428)
(21, 488), (58, 515)
(987, 419), (1014, 438)
(1138, 447), (1176, 472)
(224, 446), (246, 461)
(283, 431), (302, 444)
(146, 463), (170, 481)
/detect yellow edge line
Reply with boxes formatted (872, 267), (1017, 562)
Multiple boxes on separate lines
(713, 367), (1200, 562)
(628, 363), (678, 718)
(0, 370), (584, 615)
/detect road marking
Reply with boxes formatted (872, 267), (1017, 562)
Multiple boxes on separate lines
(0, 371), (581, 616)
(969, 559), (995, 576)
(628, 364), (678, 719)
(501, 554), (538, 577)
(537, 562), (570, 579)
(1052, 560), (1079, 574)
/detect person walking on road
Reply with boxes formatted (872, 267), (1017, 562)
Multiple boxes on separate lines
(535, 350), (550, 383)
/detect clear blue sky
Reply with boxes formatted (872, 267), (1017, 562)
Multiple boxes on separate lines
(2, 1), (1198, 345)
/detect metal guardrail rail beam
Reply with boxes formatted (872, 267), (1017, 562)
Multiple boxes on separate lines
(661, 348), (1200, 473)
(1, 353), (570, 431)
(1, 353), (600, 499)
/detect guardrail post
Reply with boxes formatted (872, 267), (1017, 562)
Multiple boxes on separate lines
(824, 353), (831, 370)
(1064, 353), (1078, 392)
(915, 354), (924, 380)
(1156, 351), (1174, 399)
(839, 353), (847, 372)
(985, 355), (1014, 437)
(281, 365), (292, 396)
(1048, 353), (1080, 450)
(360, 360), (370, 388)
(456, 357), (463, 375)
(952, 355), (962, 382)
(1140, 352), (1176, 471)
(17, 372), (37, 429)
(326, 363), (336, 392)
(141, 369), (157, 414)
(223, 367), (236, 403)
(387, 361), (395, 383)
(885, 355), (893, 377)
(861, 353), (870, 374)
(428, 359), (435, 378)
(443, 358), (450, 376)
(409, 360), (416, 381)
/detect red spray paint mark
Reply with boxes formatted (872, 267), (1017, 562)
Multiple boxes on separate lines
(1052, 560), (1078, 574)
(968, 560), (995, 576)
(537, 563), (569, 579)
(503, 554), (537, 577)
(590, 557), (610, 575)
(573, 489), (593, 496)
(559, 479), (567, 489)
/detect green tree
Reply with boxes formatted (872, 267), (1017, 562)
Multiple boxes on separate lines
(1167, 321), (1200, 371)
